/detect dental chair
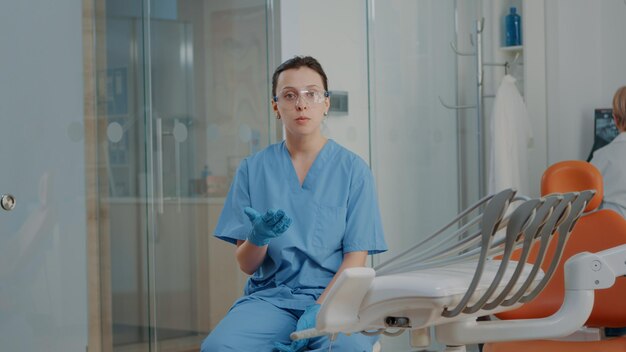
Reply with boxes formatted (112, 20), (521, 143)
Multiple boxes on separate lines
(291, 181), (626, 351)
(483, 160), (626, 351)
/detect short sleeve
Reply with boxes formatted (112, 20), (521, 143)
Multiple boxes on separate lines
(214, 159), (252, 245)
(342, 162), (388, 255)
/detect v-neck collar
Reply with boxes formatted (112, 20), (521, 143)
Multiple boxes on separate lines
(282, 139), (334, 192)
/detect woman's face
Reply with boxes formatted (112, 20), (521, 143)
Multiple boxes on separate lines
(272, 67), (330, 138)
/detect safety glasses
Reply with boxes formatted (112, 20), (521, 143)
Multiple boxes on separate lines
(273, 89), (329, 106)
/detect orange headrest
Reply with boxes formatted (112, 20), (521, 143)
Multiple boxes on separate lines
(541, 160), (603, 212)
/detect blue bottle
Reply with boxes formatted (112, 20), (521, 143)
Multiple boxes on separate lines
(505, 7), (521, 46)
(201, 165), (211, 178)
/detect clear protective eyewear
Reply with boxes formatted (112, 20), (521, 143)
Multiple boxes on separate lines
(273, 89), (330, 106)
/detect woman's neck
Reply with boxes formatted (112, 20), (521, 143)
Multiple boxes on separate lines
(285, 134), (327, 159)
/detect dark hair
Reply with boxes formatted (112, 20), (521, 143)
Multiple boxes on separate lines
(613, 86), (626, 131)
(271, 56), (328, 97)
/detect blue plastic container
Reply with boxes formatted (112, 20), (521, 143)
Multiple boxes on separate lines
(505, 7), (521, 46)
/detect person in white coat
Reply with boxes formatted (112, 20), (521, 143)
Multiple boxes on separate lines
(590, 86), (626, 218)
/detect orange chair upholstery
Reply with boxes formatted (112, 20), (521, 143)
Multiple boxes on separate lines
(484, 335), (626, 351)
(541, 160), (604, 212)
(484, 160), (626, 352)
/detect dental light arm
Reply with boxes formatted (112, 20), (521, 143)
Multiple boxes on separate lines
(376, 195), (538, 276)
(376, 189), (518, 276)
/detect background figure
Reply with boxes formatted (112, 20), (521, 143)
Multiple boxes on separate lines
(201, 56), (387, 352)
(590, 86), (626, 218)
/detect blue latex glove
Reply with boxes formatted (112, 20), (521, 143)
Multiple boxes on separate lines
(244, 207), (292, 246)
(273, 304), (321, 352)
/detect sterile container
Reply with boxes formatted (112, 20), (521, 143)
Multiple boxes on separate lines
(505, 7), (521, 46)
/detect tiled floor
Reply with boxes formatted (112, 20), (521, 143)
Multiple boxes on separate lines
(114, 335), (203, 352)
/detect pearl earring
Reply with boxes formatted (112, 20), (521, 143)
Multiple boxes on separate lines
(324, 111), (328, 116)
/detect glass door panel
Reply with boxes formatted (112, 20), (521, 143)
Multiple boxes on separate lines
(0, 1), (88, 351)
(149, 16), (200, 344)
(101, 1), (151, 349)
(99, 1), (275, 350)
(89, 0), (279, 350)
(148, 2), (274, 349)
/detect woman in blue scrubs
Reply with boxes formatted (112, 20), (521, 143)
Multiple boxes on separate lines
(201, 56), (387, 352)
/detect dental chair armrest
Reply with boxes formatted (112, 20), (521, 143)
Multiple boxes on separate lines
(436, 290), (594, 345)
(436, 244), (626, 345)
(290, 267), (375, 341)
(565, 244), (626, 289)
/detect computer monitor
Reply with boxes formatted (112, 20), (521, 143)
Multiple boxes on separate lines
(587, 108), (619, 161)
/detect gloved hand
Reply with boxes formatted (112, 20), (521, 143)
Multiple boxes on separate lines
(273, 303), (321, 352)
(244, 207), (292, 246)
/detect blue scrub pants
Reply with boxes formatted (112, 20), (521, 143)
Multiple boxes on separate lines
(201, 296), (377, 352)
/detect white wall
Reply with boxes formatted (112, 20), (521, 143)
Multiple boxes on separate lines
(482, 0), (626, 198)
(546, 0), (626, 164)
(279, 1), (371, 164)
(370, 0), (459, 258)
(522, 0), (548, 197)
(276, 0), (626, 236)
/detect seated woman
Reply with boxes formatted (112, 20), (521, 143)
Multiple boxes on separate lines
(590, 85), (626, 218)
(200, 56), (387, 352)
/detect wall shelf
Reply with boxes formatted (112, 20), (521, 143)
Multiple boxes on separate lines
(500, 45), (523, 52)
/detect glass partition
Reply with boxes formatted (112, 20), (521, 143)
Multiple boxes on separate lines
(367, 0), (464, 349)
(97, 0), (276, 350)
(0, 0), (88, 350)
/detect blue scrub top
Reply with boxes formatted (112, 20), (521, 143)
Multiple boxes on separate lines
(214, 139), (387, 310)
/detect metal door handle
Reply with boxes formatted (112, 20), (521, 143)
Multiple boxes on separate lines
(1, 194), (16, 211)
(156, 118), (164, 214)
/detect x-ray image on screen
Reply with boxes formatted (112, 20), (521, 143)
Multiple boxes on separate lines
(587, 108), (619, 161)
